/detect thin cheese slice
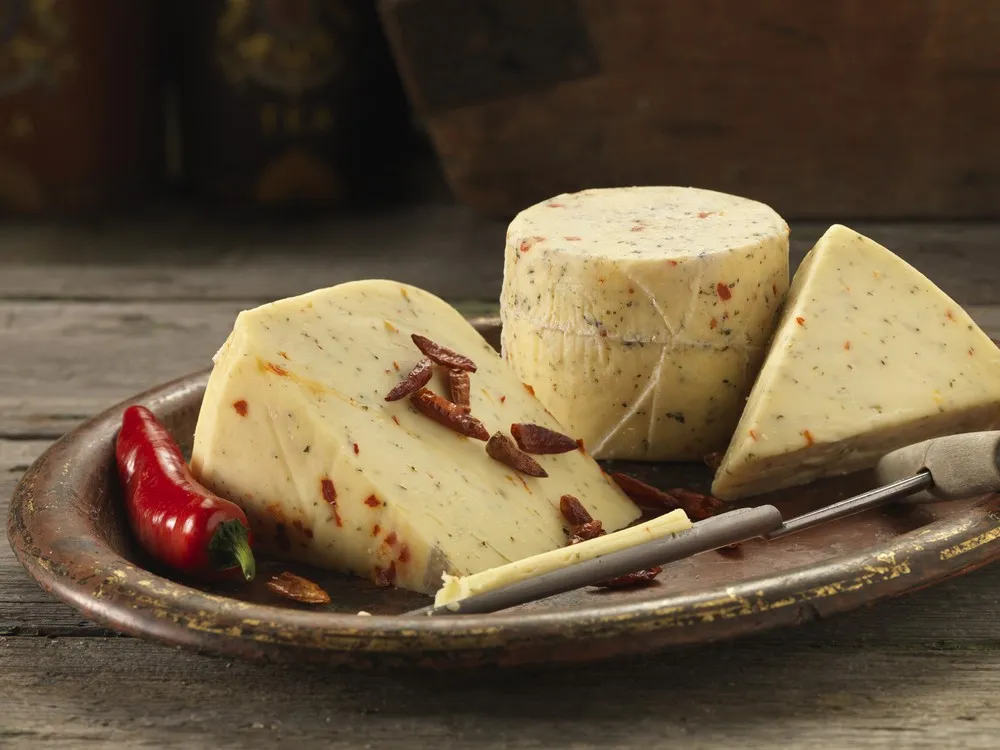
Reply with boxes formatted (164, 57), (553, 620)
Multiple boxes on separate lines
(712, 224), (1000, 499)
(500, 186), (789, 461)
(190, 280), (644, 595)
(434, 509), (692, 607)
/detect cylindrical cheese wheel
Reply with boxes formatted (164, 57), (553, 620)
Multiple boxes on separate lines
(499, 186), (790, 461)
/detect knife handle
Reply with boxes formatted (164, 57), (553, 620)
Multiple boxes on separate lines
(874, 430), (1000, 503)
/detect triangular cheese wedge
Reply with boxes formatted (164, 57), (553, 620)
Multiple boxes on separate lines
(191, 280), (644, 594)
(712, 224), (1000, 500)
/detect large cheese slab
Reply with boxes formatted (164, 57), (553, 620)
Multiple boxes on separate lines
(500, 186), (789, 461)
(190, 280), (643, 595)
(712, 224), (1000, 499)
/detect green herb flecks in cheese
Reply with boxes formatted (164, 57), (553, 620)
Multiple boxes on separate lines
(712, 224), (1000, 500)
(500, 186), (789, 461)
(190, 280), (643, 595)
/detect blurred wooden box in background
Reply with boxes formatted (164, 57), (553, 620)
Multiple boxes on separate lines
(380, 0), (1000, 220)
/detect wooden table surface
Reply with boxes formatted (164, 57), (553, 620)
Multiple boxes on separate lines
(2, 206), (1000, 748)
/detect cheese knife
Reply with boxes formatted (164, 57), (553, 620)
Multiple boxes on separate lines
(410, 430), (1000, 617)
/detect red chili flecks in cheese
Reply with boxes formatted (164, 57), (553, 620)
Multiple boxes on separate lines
(802, 430), (815, 447)
(364, 495), (381, 508)
(398, 545), (411, 563)
(946, 310), (956, 321)
(384, 531), (398, 546)
(519, 236), (545, 253)
(320, 478), (342, 527)
(523, 383), (535, 397)
(278, 351), (290, 360)
(796, 316), (806, 326)
(232, 399), (248, 416)
(630, 225), (644, 232)
(709, 318), (718, 330)
(698, 211), (715, 219)
(547, 202), (564, 208)
(564, 235), (581, 241)
(749, 429), (758, 441)
(716, 283), (732, 301)
(844, 341), (851, 350)
(391, 415), (400, 425)
(264, 362), (288, 376)
(373, 561), (396, 587)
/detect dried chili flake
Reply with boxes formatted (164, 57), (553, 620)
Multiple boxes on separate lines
(364, 495), (381, 508)
(559, 494), (594, 527)
(569, 520), (605, 544)
(320, 478), (343, 527)
(353, 442), (360, 455)
(511, 423), (577, 454)
(266, 571), (331, 604)
(410, 388), (489, 440)
(385, 357), (433, 401)
(411, 334), (477, 372)
(576, 438), (586, 453)
(523, 383), (536, 397)
(610, 473), (681, 512)
(564, 235), (582, 241)
(795, 316), (806, 326)
(716, 283), (732, 301)
(447, 368), (471, 410)
(486, 432), (548, 477)
(232, 399), (248, 416)
(802, 429), (815, 447)
(373, 562), (396, 588)
(391, 415), (401, 426)
(666, 487), (726, 522)
(595, 567), (662, 589)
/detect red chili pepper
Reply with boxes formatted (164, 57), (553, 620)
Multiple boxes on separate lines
(115, 405), (256, 582)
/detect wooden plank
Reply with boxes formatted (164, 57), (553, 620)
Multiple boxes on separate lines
(0, 205), (507, 303)
(0, 212), (998, 304)
(1, 626), (999, 747)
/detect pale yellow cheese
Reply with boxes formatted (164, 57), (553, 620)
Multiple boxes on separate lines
(434, 509), (692, 607)
(500, 186), (789, 461)
(713, 224), (1000, 499)
(190, 280), (644, 595)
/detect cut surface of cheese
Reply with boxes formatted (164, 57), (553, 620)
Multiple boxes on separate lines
(434, 509), (692, 607)
(499, 186), (789, 461)
(190, 280), (643, 595)
(712, 224), (1000, 500)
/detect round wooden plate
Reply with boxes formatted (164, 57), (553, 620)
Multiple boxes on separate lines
(8, 318), (1000, 670)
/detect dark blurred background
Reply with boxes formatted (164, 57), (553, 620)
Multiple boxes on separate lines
(0, 0), (996, 222)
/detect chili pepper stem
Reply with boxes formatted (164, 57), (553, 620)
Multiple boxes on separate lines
(208, 518), (257, 582)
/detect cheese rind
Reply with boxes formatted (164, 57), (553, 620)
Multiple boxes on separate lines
(190, 280), (644, 595)
(500, 186), (789, 461)
(433, 509), (692, 607)
(712, 224), (1000, 499)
